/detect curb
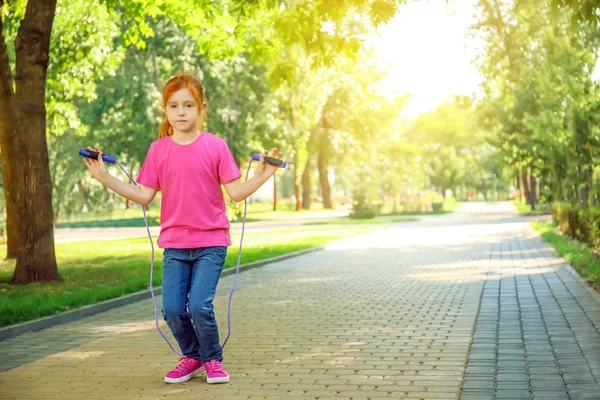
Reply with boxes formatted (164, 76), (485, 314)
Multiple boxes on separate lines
(525, 219), (600, 305)
(562, 262), (600, 305)
(0, 246), (324, 342)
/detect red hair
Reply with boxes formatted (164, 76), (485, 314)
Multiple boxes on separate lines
(159, 74), (207, 138)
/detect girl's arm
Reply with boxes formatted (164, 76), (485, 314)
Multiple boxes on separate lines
(223, 150), (282, 202)
(82, 146), (158, 206)
(223, 174), (272, 202)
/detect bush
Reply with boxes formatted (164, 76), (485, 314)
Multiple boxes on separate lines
(578, 208), (600, 249)
(223, 186), (243, 222)
(551, 202), (570, 232)
(391, 192), (444, 214)
(350, 192), (378, 219)
(551, 202), (600, 251)
(432, 202), (444, 212)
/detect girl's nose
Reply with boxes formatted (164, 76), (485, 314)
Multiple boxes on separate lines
(178, 106), (185, 115)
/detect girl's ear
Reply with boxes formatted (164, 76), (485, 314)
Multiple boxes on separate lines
(202, 102), (207, 111)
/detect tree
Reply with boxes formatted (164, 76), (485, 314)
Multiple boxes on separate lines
(553, 0), (600, 24)
(474, 0), (600, 209)
(0, 0), (61, 282)
(0, 0), (21, 260)
(47, 0), (123, 219)
(1, 0), (406, 283)
(256, 49), (327, 210)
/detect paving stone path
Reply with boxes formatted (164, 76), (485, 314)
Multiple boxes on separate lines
(1, 202), (598, 399)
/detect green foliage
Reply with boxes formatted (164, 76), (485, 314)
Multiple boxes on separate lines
(551, 201), (600, 250)
(403, 95), (506, 201)
(273, 0), (402, 67)
(552, 202), (571, 232)
(1, 0), (26, 76)
(552, 0), (600, 24)
(4, 0), (470, 230)
(423, 145), (465, 195)
(47, 0), (124, 139)
(513, 199), (549, 216)
(350, 190), (379, 219)
(473, 0), (600, 208)
(30, 0), (414, 221)
(396, 191), (444, 213)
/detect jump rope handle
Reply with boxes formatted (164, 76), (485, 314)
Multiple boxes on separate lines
(79, 148), (117, 164)
(252, 153), (287, 168)
(80, 148), (282, 168)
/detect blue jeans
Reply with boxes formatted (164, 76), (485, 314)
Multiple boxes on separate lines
(161, 247), (227, 362)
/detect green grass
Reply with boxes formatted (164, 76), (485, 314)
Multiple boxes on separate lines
(531, 221), (600, 291)
(513, 199), (550, 216)
(0, 225), (382, 327)
(304, 199), (462, 226)
(55, 216), (162, 228)
(54, 202), (348, 228)
(53, 198), (462, 228)
(304, 216), (419, 225)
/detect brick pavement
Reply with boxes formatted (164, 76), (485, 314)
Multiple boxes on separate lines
(0, 202), (599, 400)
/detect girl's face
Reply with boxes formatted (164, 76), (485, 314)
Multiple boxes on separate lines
(165, 88), (202, 134)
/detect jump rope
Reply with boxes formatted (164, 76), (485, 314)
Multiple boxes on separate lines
(79, 147), (287, 355)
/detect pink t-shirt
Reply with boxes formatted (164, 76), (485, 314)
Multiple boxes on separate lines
(136, 132), (242, 249)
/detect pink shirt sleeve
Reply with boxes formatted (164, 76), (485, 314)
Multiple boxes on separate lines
(218, 139), (242, 184)
(137, 144), (160, 190)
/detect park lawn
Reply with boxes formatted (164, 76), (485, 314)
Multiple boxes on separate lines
(54, 202), (349, 228)
(304, 216), (419, 225)
(513, 199), (550, 216)
(378, 198), (462, 216)
(532, 221), (600, 291)
(0, 225), (382, 327)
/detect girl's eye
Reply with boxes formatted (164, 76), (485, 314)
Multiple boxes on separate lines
(187, 104), (194, 108)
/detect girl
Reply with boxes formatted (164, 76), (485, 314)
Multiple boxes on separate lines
(83, 73), (282, 385)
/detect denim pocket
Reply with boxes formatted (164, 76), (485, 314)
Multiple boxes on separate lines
(208, 246), (227, 258)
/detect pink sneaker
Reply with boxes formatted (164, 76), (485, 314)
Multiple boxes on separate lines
(164, 357), (205, 384)
(205, 359), (230, 384)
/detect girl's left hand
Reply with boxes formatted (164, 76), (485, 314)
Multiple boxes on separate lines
(254, 148), (283, 180)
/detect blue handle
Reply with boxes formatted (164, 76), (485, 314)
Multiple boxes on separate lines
(79, 148), (117, 164)
(252, 153), (287, 168)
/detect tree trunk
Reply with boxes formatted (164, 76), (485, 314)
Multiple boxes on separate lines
(529, 173), (537, 211)
(521, 168), (531, 205)
(272, 174), (277, 211)
(317, 136), (332, 209)
(515, 169), (522, 202)
(301, 156), (312, 210)
(286, 92), (302, 212)
(8, 0), (61, 283)
(0, 7), (18, 259)
(556, 177), (563, 203)
(294, 152), (302, 211)
(580, 167), (592, 209)
(79, 179), (91, 212)
(539, 171), (547, 204)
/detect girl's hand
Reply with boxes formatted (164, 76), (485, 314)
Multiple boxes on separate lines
(254, 147), (283, 181)
(82, 145), (110, 182)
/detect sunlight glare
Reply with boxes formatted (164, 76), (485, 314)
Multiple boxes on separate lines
(368, 0), (483, 119)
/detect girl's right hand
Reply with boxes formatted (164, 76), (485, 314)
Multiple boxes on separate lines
(82, 145), (109, 182)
